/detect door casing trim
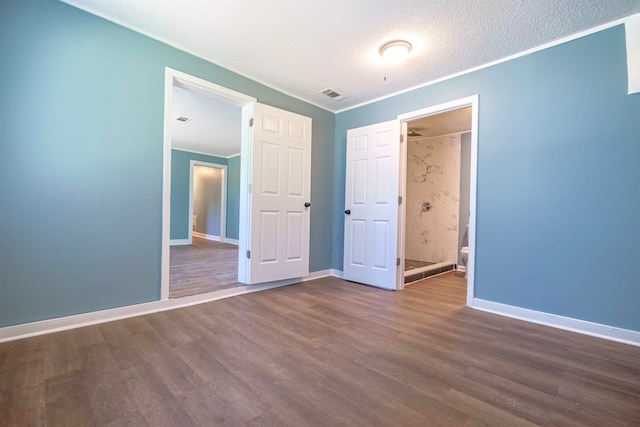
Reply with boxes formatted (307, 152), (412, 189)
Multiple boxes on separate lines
(397, 95), (479, 306)
(162, 68), (256, 300)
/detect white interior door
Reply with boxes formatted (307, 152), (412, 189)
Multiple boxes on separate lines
(343, 119), (401, 290)
(245, 102), (312, 284)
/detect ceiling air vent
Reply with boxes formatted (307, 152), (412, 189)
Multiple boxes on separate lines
(319, 88), (345, 101)
(176, 116), (191, 123)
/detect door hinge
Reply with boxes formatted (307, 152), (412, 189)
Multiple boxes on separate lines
(398, 196), (402, 205)
(248, 184), (252, 193)
(400, 134), (404, 143)
(246, 250), (251, 259)
(397, 258), (401, 266)
(249, 118), (254, 127)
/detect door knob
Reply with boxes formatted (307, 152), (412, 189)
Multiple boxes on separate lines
(345, 209), (351, 215)
(304, 202), (311, 208)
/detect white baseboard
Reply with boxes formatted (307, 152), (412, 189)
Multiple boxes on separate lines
(223, 238), (239, 245)
(472, 298), (640, 347)
(457, 265), (467, 272)
(323, 270), (640, 347)
(170, 239), (190, 246)
(0, 270), (330, 343)
(193, 232), (220, 241)
(304, 269), (332, 280)
(12, 270), (636, 348)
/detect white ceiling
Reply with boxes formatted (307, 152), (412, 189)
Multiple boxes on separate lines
(171, 86), (241, 157)
(62, 1), (640, 113)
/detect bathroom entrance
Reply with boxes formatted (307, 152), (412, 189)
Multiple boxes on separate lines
(403, 107), (472, 284)
(343, 95), (477, 301)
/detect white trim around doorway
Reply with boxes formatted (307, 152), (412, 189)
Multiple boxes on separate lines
(397, 95), (479, 307)
(162, 67), (257, 300)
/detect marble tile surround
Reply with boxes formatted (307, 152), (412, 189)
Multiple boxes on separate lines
(405, 134), (461, 264)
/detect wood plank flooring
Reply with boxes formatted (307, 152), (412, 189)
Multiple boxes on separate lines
(2, 272), (640, 426)
(170, 237), (240, 298)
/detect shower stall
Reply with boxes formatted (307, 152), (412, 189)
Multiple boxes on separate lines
(404, 132), (463, 283)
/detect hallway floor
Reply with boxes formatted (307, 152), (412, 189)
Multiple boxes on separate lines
(169, 237), (240, 298)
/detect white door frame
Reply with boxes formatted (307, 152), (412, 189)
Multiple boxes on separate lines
(397, 95), (479, 306)
(161, 68), (256, 300)
(189, 161), (228, 244)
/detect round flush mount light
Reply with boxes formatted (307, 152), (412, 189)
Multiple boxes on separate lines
(378, 40), (412, 63)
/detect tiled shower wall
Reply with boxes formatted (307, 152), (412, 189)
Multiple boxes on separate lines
(405, 134), (461, 264)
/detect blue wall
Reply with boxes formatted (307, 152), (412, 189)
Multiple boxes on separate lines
(226, 155), (241, 240)
(0, 0), (334, 327)
(334, 26), (640, 331)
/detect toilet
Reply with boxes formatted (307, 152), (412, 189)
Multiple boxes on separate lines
(459, 224), (469, 278)
(459, 246), (469, 278)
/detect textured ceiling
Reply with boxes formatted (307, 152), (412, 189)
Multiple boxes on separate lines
(62, 0), (640, 112)
(408, 107), (472, 139)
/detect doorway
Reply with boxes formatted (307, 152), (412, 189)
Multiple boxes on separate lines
(399, 95), (478, 304)
(403, 107), (472, 284)
(169, 88), (241, 297)
(161, 68), (314, 300)
(342, 95), (478, 304)
(161, 68), (257, 300)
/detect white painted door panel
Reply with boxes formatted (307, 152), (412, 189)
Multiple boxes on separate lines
(248, 103), (312, 284)
(343, 120), (400, 289)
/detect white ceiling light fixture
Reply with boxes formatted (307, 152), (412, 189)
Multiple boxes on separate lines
(379, 39), (412, 63)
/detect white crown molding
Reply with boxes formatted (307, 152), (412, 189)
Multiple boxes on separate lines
(60, 0), (334, 114)
(335, 16), (630, 114)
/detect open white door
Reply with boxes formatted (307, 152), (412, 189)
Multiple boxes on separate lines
(244, 102), (312, 284)
(343, 120), (401, 290)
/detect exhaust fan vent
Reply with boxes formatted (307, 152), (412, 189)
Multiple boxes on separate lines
(319, 88), (345, 100)
(176, 116), (191, 123)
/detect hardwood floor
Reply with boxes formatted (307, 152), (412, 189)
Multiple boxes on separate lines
(170, 237), (240, 298)
(2, 272), (640, 426)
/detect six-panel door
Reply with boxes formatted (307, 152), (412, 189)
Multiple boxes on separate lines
(248, 103), (312, 284)
(343, 119), (400, 289)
